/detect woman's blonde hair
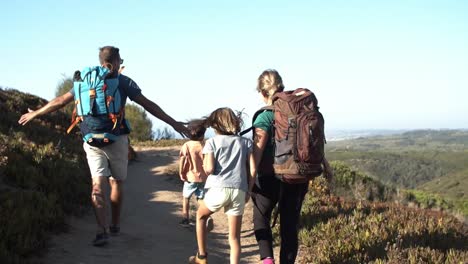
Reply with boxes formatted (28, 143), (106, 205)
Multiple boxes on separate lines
(256, 69), (285, 104)
(206, 107), (243, 135)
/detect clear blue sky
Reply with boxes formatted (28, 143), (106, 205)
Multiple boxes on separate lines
(1, 0), (467, 131)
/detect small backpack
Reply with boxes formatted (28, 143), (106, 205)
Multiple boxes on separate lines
(67, 66), (128, 147)
(242, 88), (326, 183)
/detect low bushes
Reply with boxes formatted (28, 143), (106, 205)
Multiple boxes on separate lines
(0, 88), (91, 263)
(293, 163), (468, 263)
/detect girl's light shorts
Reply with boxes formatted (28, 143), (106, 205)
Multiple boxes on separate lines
(203, 187), (246, 216)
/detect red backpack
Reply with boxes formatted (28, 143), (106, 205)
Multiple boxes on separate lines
(243, 88), (326, 184)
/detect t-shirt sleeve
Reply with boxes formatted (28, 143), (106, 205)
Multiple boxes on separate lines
(202, 139), (214, 154)
(119, 75), (142, 101)
(253, 111), (273, 132)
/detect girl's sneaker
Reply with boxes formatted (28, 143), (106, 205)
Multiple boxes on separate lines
(188, 252), (207, 264)
(263, 257), (275, 264)
(179, 218), (191, 228)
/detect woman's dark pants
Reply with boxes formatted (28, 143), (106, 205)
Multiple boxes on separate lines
(252, 176), (309, 264)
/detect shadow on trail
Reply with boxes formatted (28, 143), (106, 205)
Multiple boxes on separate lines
(133, 148), (260, 263)
(42, 147), (260, 264)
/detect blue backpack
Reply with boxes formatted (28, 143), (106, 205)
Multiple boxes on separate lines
(67, 66), (129, 147)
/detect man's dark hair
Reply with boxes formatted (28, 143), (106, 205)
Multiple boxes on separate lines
(99, 46), (120, 65)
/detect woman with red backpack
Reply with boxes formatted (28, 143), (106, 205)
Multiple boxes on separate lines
(251, 69), (333, 264)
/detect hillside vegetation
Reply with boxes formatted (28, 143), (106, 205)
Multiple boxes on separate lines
(299, 184), (467, 263)
(326, 130), (468, 215)
(294, 163), (468, 263)
(0, 88), (91, 263)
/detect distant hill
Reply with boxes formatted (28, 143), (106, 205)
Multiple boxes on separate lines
(326, 129), (468, 214)
(420, 168), (467, 200)
(328, 129), (468, 151)
(326, 129), (408, 141)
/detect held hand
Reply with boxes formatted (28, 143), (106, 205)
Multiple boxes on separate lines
(18, 108), (38, 125)
(173, 121), (190, 138)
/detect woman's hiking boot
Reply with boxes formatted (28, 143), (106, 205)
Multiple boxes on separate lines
(189, 252), (207, 264)
(109, 225), (120, 236)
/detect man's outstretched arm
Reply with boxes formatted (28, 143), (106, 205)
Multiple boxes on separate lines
(132, 94), (189, 138)
(18, 92), (74, 125)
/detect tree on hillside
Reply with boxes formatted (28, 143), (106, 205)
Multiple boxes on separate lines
(154, 126), (176, 140)
(125, 103), (154, 142)
(55, 75), (74, 116)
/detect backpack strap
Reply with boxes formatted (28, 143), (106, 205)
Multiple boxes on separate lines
(239, 126), (254, 136)
(239, 106), (274, 136)
(67, 107), (81, 134)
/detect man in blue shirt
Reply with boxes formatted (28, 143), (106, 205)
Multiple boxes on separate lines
(18, 46), (189, 246)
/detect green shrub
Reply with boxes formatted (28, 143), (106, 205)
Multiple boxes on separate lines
(0, 190), (60, 262)
(293, 168), (468, 263)
(136, 139), (187, 148)
(125, 104), (154, 142)
(403, 189), (468, 216)
(0, 88), (90, 263)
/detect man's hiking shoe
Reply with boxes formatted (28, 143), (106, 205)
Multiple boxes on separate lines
(92, 232), (109, 247)
(179, 218), (191, 228)
(206, 217), (214, 232)
(109, 225), (120, 236)
(189, 252), (207, 264)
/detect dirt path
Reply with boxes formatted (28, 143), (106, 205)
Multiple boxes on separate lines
(43, 147), (264, 264)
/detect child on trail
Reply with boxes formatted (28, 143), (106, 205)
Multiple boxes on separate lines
(178, 119), (212, 228)
(189, 108), (256, 264)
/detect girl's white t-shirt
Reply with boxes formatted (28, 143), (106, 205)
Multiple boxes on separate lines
(202, 135), (253, 192)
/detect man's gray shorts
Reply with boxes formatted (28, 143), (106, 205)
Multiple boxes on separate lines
(83, 135), (129, 181)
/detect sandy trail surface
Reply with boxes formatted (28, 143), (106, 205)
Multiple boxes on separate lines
(43, 147), (268, 264)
